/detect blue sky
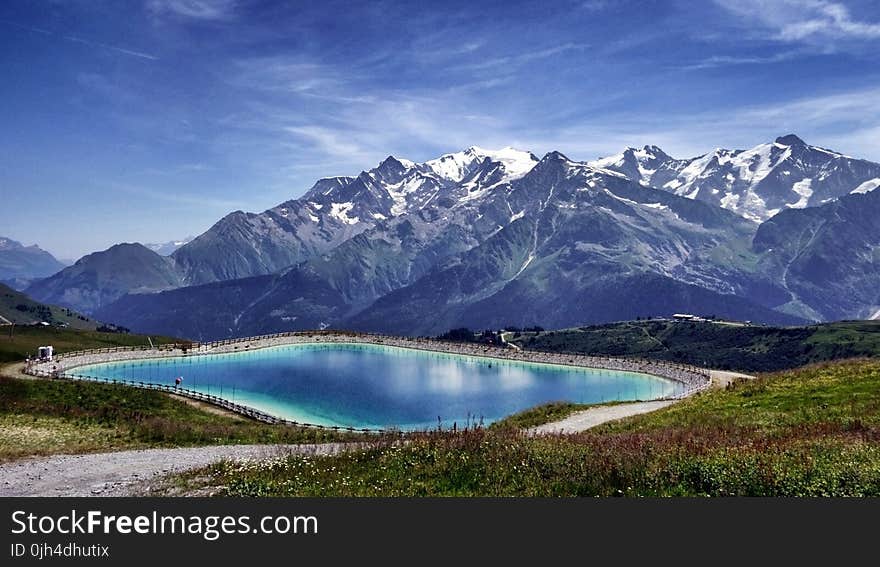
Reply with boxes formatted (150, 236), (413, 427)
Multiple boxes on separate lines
(2, 0), (880, 259)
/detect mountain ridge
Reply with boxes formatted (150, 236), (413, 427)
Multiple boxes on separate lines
(0, 236), (66, 290)
(31, 136), (880, 337)
(590, 134), (880, 222)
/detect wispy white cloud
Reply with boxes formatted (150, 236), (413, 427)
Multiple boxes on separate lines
(533, 84), (880, 161)
(0, 20), (52, 35)
(228, 57), (357, 98)
(64, 35), (158, 61)
(137, 162), (216, 176)
(147, 0), (237, 21)
(715, 0), (880, 43)
(580, 0), (610, 12)
(283, 126), (378, 164)
(222, 47), (880, 187)
(456, 42), (588, 72)
(680, 50), (803, 70)
(1, 20), (158, 60)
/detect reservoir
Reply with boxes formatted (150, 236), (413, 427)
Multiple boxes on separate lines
(73, 343), (684, 430)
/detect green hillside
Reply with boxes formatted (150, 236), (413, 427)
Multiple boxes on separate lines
(508, 319), (880, 372)
(0, 282), (101, 330)
(0, 326), (179, 364)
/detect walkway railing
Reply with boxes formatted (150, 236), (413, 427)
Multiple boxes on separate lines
(24, 367), (384, 434)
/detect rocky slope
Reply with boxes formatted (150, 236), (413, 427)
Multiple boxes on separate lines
(752, 188), (880, 321)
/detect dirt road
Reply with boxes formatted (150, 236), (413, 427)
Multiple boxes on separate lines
(528, 400), (676, 435)
(0, 443), (354, 497)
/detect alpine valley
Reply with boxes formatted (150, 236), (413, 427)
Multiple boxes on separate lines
(22, 136), (880, 340)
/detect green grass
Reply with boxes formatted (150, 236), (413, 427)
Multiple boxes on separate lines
(599, 360), (880, 435)
(0, 374), (363, 462)
(0, 325), (179, 363)
(511, 320), (880, 372)
(167, 359), (880, 497)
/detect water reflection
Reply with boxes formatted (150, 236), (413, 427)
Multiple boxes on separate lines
(76, 343), (683, 430)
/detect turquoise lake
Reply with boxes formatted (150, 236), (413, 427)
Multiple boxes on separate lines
(73, 343), (684, 430)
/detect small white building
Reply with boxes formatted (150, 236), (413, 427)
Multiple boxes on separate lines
(38, 345), (54, 361)
(673, 313), (707, 322)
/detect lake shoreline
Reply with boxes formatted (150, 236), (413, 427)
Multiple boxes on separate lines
(24, 331), (712, 430)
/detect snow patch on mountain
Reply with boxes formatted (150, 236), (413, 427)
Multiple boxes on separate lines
(852, 178), (880, 194)
(604, 190), (670, 212)
(788, 178), (813, 208)
(426, 146), (536, 183)
(330, 202), (359, 225)
(385, 174), (435, 215)
(720, 192), (740, 210)
(392, 157), (416, 168)
(642, 202), (670, 211)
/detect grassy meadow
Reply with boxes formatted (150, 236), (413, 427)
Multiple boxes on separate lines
(163, 358), (880, 497)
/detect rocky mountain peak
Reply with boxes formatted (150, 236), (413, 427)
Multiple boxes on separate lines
(592, 135), (880, 222)
(774, 134), (806, 147)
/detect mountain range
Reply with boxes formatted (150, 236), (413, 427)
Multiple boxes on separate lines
(18, 135), (880, 340)
(590, 134), (880, 222)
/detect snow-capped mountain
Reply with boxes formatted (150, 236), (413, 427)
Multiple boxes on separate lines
(36, 138), (880, 336)
(96, 149), (804, 339)
(591, 135), (880, 222)
(301, 146), (538, 217)
(173, 147), (538, 285)
(145, 237), (194, 256)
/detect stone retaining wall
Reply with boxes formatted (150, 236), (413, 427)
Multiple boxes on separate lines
(29, 331), (711, 397)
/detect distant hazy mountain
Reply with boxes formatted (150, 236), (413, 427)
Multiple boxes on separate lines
(145, 237), (194, 256)
(0, 236), (66, 289)
(591, 135), (880, 222)
(26, 243), (183, 314)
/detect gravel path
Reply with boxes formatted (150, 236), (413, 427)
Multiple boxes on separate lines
(529, 369), (756, 435)
(709, 369), (755, 388)
(528, 401), (676, 435)
(0, 443), (354, 497)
